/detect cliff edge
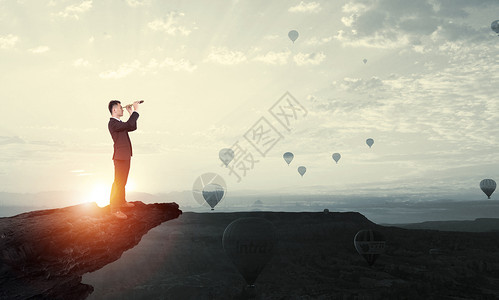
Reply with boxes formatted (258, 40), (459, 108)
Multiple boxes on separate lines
(0, 201), (182, 300)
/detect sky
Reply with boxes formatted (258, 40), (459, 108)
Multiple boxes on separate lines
(1, 0), (498, 207)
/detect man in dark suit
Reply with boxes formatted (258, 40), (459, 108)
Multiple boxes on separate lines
(108, 100), (141, 219)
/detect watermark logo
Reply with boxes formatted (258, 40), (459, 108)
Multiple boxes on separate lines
(221, 91), (307, 182)
(268, 91), (307, 132)
(192, 172), (227, 210)
(243, 117), (283, 157)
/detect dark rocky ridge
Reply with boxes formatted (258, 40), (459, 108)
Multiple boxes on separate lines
(0, 201), (182, 300)
(84, 211), (499, 299)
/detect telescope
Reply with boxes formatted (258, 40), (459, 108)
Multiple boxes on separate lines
(123, 100), (144, 109)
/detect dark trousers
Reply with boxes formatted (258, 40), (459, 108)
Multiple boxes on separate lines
(110, 159), (131, 211)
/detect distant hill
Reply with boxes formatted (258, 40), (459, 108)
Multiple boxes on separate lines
(393, 218), (499, 232)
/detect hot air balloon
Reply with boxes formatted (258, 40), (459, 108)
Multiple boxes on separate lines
(491, 20), (499, 35)
(480, 179), (496, 199)
(222, 217), (277, 287)
(354, 229), (385, 266)
(332, 153), (341, 164)
(283, 152), (294, 166)
(298, 166), (306, 177)
(219, 148), (234, 167)
(202, 183), (225, 210)
(288, 30), (299, 43)
(366, 138), (374, 148)
(363, 58), (367, 64)
(192, 173), (227, 209)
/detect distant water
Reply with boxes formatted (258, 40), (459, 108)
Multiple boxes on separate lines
(2, 199), (499, 224)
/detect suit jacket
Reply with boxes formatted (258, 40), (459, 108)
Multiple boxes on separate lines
(108, 111), (139, 160)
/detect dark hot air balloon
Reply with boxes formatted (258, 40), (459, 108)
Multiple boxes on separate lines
(354, 229), (385, 266)
(366, 138), (374, 148)
(332, 153), (341, 164)
(480, 179), (496, 199)
(223, 217), (277, 287)
(288, 30), (299, 43)
(298, 166), (306, 177)
(283, 152), (294, 166)
(202, 183), (224, 210)
(491, 20), (499, 35)
(219, 148), (234, 167)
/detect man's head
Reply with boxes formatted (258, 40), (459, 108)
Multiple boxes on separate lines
(108, 100), (123, 118)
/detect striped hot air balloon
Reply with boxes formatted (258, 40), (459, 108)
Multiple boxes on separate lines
(354, 229), (385, 266)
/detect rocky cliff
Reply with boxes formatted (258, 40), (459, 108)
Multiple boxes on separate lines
(0, 201), (182, 300)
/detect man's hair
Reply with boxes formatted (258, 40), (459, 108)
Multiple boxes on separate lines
(108, 100), (121, 115)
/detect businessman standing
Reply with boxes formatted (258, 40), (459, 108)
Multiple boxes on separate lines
(108, 100), (141, 219)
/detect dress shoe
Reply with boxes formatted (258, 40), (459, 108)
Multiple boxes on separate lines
(112, 211), (127, 219)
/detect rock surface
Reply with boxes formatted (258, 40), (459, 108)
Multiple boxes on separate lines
(84, 211), (499, 299)
(0, 201), (182, 300)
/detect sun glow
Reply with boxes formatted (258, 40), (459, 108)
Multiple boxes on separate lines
(126, 178), (136, 192)
(89, 184), (111, 208)
(88, 180), (136, 208)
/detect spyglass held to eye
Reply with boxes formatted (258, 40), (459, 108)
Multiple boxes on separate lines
(122, 100), (144, 109)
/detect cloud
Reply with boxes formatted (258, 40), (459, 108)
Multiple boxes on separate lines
(0, 136), (26, 146)
(309, 39), (499, 152)
(333, 77), (385, 93)
(0, 136), (64, 164)
(147, 12), (191, 36)
(288, 1), (322, 13)
(99, 60), (141, 79)
(253, 50), (291, 65)
(99, 56), (197, 79)
(28, 46), (50, 54)
(206, 47), (247, 65)
(56, 0), (92, 20)
(334, 29), (410, 49)
(0, 34), (19, 49)
(304, 36), (332, 46)
(293, 52), (325, 66)
(311, 81), (387, 117)
(126, 0), (146, 7)
(342, 2), (369, 14)
(335, 0), (497, 50)
(263, 34), (280, 40)
(145, 57), (197, 72)
(73, 58), (90, 67)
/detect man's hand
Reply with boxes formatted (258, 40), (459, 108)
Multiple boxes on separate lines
(126, 105), (133, 114)
(133, 101), (140, 112)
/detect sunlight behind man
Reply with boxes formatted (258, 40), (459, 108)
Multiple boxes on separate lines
(126, 178), (136, 192)
(89, 184), (111, 208)
(88, 180), (136, 208)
